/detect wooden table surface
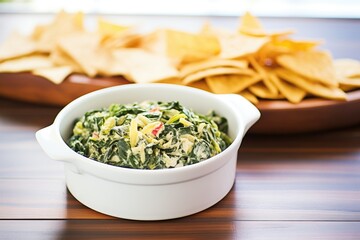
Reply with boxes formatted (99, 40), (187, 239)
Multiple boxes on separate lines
(0, 14), (360, 240)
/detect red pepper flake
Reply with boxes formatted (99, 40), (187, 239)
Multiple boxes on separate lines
(151, 122), (164, 137)
(150, 107), (160, 112)
(92, 132), (99, 139)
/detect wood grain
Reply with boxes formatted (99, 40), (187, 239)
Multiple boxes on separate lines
(1, 220), (359, 240)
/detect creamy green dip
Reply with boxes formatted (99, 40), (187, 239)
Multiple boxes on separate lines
(67, 101), (232, 169)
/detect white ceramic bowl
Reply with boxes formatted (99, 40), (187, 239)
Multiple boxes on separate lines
(36, 84), (260, 220)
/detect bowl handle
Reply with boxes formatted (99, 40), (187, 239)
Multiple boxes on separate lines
(218, 94), (261, 135)
(36, 125), (75, 163)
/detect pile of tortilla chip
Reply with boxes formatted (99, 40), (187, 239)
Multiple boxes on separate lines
(0, 11), (178, 84)
(0, 11), (359, 104)
(178, 12), (360, 104)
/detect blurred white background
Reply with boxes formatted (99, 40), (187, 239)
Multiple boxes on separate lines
(0, 0), (359, 18)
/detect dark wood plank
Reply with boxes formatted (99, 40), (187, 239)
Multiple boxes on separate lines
(0, 179), (111, 219)
(0, 98), (64, 178)
(0, 98), (60, 130)
(1, 151), (359, 221)
(0, 220), (359, 240)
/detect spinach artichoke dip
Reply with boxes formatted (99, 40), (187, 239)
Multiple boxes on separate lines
(68, 101), (232, 169)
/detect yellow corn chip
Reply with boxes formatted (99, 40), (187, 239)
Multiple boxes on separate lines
(272, 39), (321, 51)
(339, 84), (356, 91)
(334, 58), (360, 78)
(276, 50), (338, 87)
(239, 12), (294, 37)
(58, 32), (101, 77)
(141, 29), (220, 63)
(97, 17), (140, 49)
(188, 80), (212, 92)
(275, 68), (347, 100)
(31, 25), (47, 40)
(257, 39), (321, 68)
(218, 33), (269, 59)
(110, 49), (179, 83)
(200, 20), (234, 36)
(156, 77), (183, 85)
(249, 82), (285, 99)
(238, 90), (259, 105)
(34, 11), (84, 52)
(101, 32), (142, 49)
(0, 32), (37, 62)
(333, 58), (360, 89)
(50, 46), (83, 73)
(248, 56), (278, 94)
(0, 55), (53, 72)
(179, 58), (248, 78)
(239, 12), (264, 35)
(98, 17), (129, 36)
(32, 66), (73, 84)
(338, 77), (360, 88)
(206, 74), (261, 94)
(268, 72), (306, 103)
(182, 67), (255, 85)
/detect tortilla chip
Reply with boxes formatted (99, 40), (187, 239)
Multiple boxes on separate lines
(156, 77), (183, 85)
(200, 21), (235, 44)
(98, 17), (129, 36)
(58, 32), (101, 77)
(0, 55), (53, 72)
(141, 29), (220, 63)
(268, 72), (307, 103)
(272, 39), (321, 52)
(0, 32), (37, 62)
(334, 58), (360, 78)
(101, 32), (142, 49)
(239, 12), (294, 37)
(110, 49), (179, 83)
(335, 58), (360, 88)
(49, 46), (83, 73)
(258, 38), (321, 66)
(206, 74), (261, 94)
(97, 18), (141, 49)
(32, 66), (73, 84)
(276, 50), (338, 87)
(248, 56), (278, 94)
(239, 12), (264, 35)
(339, 83), (359, 91)
(188, 79), (212, 92)
(34, 11), (84, 52)
(238, 90), (259, 104)
(275, 68), (347, 100)
(182, 67), (255, 85)
(249, 82), (285, 99)
(218, 32), (269, 59)
(337, 77), (360, 88)
(31, 25), (47, 40)
(179, 58), (248, 78)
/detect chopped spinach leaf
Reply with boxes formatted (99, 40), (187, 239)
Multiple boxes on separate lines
(67, 101), (232, 169)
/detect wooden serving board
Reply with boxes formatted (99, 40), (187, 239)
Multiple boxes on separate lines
(1, 72), (359, 134)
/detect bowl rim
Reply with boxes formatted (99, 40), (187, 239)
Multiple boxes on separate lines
(50, 83), (245, 184)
